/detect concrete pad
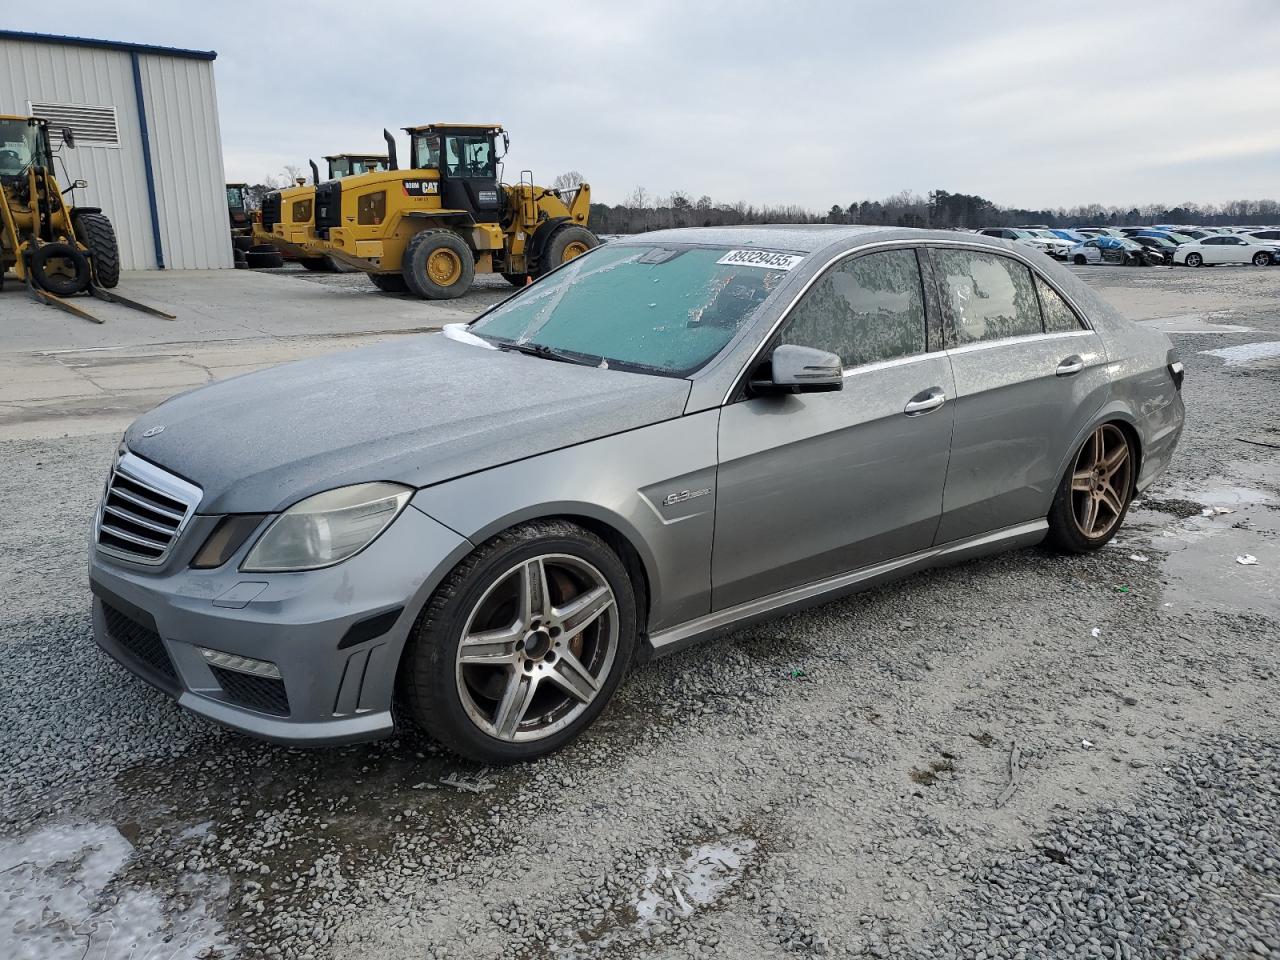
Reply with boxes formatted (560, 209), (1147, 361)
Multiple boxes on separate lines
(0, 268), (507, 355)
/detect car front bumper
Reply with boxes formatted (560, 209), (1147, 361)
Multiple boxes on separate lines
(88, 504), (471, 746)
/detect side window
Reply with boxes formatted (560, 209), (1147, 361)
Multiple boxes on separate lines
(780, 249), (927, 368)
(934, 249), (1042, 344)
(1035, 275), (1084, 332)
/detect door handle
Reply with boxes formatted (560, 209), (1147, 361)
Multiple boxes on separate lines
(1056, 356), (1085, 376)
(904, 387), (946, 416)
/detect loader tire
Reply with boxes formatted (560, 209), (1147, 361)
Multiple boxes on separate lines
(403, 229), (474, 300)
(541, 225), (598, 275)
(30, 242), (91, 297)
(245, 249), (284, 269)
(232, 235), (254, 253)
(369, 273), (410, 293)
(74, 212), (120, 289)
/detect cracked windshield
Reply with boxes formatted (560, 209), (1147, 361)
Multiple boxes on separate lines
(469, 245), (793, 375)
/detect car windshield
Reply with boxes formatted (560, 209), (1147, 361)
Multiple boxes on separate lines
(0, 119), (42, 177)
(468, 244), (797, 377)
(1007, 229), (1034, 238)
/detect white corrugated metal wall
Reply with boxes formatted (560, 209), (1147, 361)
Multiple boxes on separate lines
(0, 34), (232, 269)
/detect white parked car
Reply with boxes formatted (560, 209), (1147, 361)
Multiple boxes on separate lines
(1173, 235), (1276, 267)
(978, 228), (1072, 259)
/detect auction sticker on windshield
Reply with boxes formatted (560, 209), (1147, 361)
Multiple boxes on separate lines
(716, 250), (805, 270)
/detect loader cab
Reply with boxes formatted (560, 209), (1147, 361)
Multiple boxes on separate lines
(225, 183), (249, 227)
(0, 116), (53, 181)
(406, 123), (505, 224)
(325, 153), (389, 179)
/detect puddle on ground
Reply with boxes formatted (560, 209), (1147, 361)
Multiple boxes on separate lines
(1199, 341), (1280, 367)
(1130, 478), (1279, 618)
(1140, 315), (1255, 334)
(0, 822), (232, 959)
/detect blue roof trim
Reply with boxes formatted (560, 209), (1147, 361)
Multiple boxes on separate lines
(0, 29), (216, 61)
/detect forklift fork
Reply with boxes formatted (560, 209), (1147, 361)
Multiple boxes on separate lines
(24, 275), (176, 323)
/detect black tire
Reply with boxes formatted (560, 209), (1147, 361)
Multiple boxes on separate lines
(30, 242), (91, 296)
(299, 257), (331, 272)
(402, 229), (475, 300)
(502, 272), (529, 287)
(1046, 424), (1135, 554)
(249, 243), (278, 254)
(73, 212), (120, 288)
(233, 259), (248, 269)
(244, 249), (284, 269)
(369, 272), (410, 293)
(232, 235), (254, 252)
(540, 224), (599, 276)
(1185, 252), (1203, 267)
(401, 520), (637, 764)
(1073, 254), (1087, 266)
(1252, 252), (1271, 267)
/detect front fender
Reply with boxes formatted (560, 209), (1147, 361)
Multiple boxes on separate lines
(409, 410), (720, 632)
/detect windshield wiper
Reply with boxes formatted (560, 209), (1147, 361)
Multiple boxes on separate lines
(495, 340), (597, 367)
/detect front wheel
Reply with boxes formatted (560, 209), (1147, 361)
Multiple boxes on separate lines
(403, 229), (474, 300)
(1185, 252), (1203, 267)
(1047, 423), (1134, 553)
(74, 212), (120, 288)
(1252, 252), (1272, 267)
(1073, 254), (1087, 266)
(401, 521), (636, 763)
(541, 224), (599, 276)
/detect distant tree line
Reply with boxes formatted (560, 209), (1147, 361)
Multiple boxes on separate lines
(588, 184), (1280, 233)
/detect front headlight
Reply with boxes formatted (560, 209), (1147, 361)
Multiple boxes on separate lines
(241, 482), (413, 572)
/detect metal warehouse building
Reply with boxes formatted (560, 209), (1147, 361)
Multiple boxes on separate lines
(0, 29), (232, 270)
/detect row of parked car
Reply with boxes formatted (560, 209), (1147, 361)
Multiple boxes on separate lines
(977, 225), (1280, 268)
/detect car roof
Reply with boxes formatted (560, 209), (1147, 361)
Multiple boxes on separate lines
(618, 224), (991, 255)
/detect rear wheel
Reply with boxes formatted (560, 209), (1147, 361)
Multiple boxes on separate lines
(1185, 252), (1203, 267)
(401, 521), (636, 763)
(74, 212), (120, 288)
(403, 229), (474, 300)
(1252, 251), (1272, 267)
(1047, 423), (1134, 553)
(369, 272), (410, 293)
(541, 225), (598, 275)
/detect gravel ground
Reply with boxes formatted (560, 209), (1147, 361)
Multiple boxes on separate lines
(1, 264), (1278, 959)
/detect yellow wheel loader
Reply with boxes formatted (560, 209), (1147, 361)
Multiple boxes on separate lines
(1, 115), (172, 323)
(307, 124), (597, 299)
(252, 153), (390, 272)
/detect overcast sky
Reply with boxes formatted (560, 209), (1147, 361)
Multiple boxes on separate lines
(8, 2), (1279, 210)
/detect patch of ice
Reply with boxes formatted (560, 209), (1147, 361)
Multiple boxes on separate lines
(1199, 341), (1280, 366)
(441, 323), (497, 349)
(0, 822), (233, 959)
(632, 838), (756, 928)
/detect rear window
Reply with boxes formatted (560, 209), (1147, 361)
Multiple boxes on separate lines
(934, 249), (1042, 344)
(470, 244), (799, 376)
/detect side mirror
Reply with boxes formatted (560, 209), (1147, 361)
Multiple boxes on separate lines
(74, 178), (88, 189)
(61, 128), (76, 149)
(752, 344), (843, 395)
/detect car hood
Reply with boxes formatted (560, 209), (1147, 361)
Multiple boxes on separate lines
(124, 335), (692, 514)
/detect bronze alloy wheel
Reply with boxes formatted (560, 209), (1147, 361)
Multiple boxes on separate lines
(1070, 424), (1132, 539)
(455, 554), (618, 743)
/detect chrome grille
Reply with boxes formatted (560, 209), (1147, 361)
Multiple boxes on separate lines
(95, 451), (201, 565)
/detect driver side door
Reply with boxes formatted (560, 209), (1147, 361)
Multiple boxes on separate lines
(712, 248), (956, 610)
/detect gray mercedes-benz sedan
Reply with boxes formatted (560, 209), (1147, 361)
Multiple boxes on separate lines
(89, 226), (1184, 762)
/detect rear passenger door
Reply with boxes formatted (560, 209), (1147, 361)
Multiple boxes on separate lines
(927, 246), (1111, 544)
